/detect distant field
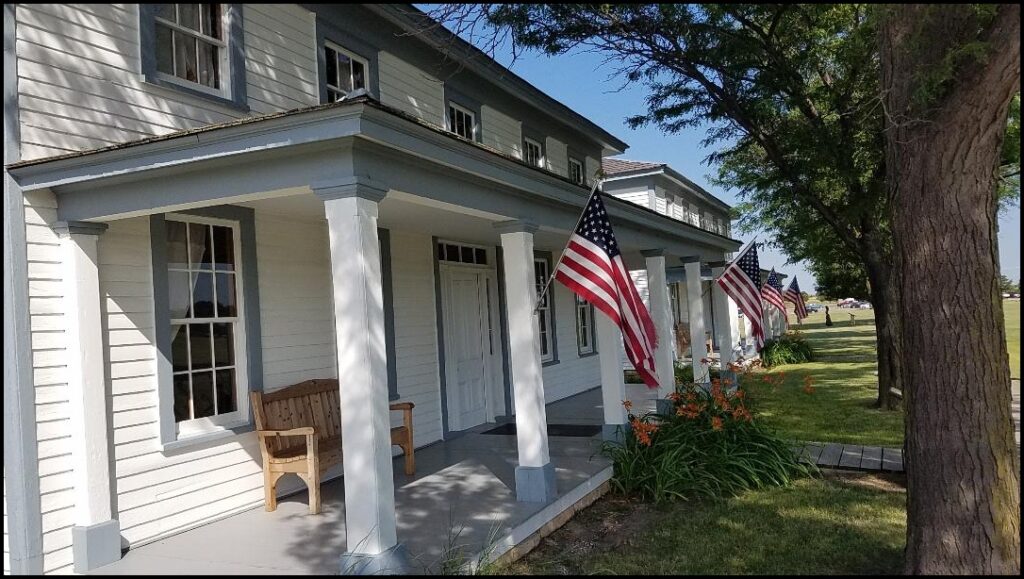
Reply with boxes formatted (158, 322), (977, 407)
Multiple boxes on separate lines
(1005, 300), (1020, 379)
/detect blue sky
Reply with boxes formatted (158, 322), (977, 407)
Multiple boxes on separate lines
(479, 41), (1022, 290)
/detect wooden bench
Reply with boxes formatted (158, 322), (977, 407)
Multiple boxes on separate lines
(250, 379), (415, 515)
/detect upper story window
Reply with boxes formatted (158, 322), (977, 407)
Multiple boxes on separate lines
(523, 137), (544, 168)
(448, 102), (477, 141)
(568, 157), (585, 185)
(141, 4), (246, 109)
(325, 42), (369, 102)
(155, 5), (225, 91)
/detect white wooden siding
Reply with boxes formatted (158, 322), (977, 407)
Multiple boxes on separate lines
(607, 184), (651, 209)
(545, 137), (568, 177)
(22, 190), (75, 575)
(481, 105), (522, 159)
(15, 4), (318, 161)
(585, 156), (600, 184)
(654, 187), (668, 215)
(378, 51), (445, 126)
(540, 283), (600, 403)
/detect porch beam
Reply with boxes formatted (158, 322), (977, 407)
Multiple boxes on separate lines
(495, 219), (556, 503)
(316, 180), (411, 573)
(643, 249), (675, 399)
(596, 313), (628, 442)
(684, 258), (711, 382)
(54, 221), (122, 573)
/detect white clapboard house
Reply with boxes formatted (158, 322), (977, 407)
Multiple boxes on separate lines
(3, 4), (745, 574)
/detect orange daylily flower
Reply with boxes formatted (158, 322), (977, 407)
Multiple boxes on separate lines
(622, 399), (633, 411)
(711, 416), (724, 431)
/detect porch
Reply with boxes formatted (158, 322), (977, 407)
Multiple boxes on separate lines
(92, 387), (655, 574)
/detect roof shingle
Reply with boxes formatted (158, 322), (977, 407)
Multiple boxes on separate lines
(601, 158), (665, 175)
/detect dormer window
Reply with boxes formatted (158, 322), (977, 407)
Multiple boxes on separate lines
(325, 42), (368, 103)
(448, 102), (477, 140)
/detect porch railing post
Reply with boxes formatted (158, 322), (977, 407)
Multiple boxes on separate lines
(55, 221), (122, 573)
(316, 178), (411, 574)
(495, 220), (556, 503)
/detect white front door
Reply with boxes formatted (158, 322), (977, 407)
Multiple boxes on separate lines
(442, 268), (492, 431)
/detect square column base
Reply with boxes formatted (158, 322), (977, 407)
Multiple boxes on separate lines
(515, 463), (557, 502)
(72, 519), (122, 573)
(656, 398), (676, 416)
(602, 423), (631, 444)
(340, 543), (414, 575)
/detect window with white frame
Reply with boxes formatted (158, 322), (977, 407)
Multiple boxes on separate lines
(575, 295), (595, 355)
(688, 203), (701, 227)
(534, 257), (555, 362)
(568, 157), (585, 185)
(324, 42), (368, 103)
(165, 216), (247, 434)
(154, 4), (226, 92)
(524, 137), (544, 168)
(448, 102), (477, 140)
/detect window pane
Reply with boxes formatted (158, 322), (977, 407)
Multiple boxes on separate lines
(178, 4), (200, 31)
(192, 371), (215, 418)
(216, 369), (236, 414)
(437, 243), (445, 261)
(325, 47), (338, 90)
(351, 59), (365, 90)
(461, 246), (475, 264)
(156, 4), (176, 21)
(215, 273), (236, 317)
(166, 220), (189, 269)
(445, 244), (459, 263)
(189, 323), (212, 370)
(173, 30), (198, 83)
(212, 322), (234, 367)
(197, 40), (219, 88)
(201, 4), (221, 39)
(156, 24), (174, 75)
(168, 271), (191, 318)
(191, 272), (215, 318)
(475, 248), (486, 265)
(212, 226), (235, 271)
(171, 324), (190, 372)
(336, 52), (353, 92)
(190, 223), (213, 270)
(173, 373), (192, 422)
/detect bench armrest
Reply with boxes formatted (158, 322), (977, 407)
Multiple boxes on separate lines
(257, 427), (315, 439)
(389, 402), (415, 411)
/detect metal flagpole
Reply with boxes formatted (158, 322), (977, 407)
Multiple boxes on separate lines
(533, 178), (602, 314)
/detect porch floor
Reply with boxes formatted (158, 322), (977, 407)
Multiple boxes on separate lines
(93, 386), (654, 575)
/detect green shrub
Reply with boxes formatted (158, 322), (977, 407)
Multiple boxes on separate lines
(760, 332), (814, 367)
(603, 382), (814, 502)
(624, 370), (644, 384)
(674, 363), (720, 385)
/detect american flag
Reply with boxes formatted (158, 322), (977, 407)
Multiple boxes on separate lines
(716, 242), (765, 350)
(784, 276), (808, 320)
(553, 189), (659, 388)
(762, 269), (786, 317)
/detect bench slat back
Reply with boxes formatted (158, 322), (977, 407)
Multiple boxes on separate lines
(251, 379), (341, 454)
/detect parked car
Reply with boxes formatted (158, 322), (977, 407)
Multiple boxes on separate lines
(857, 302), (872, 309)
(806, 303), (823, 313)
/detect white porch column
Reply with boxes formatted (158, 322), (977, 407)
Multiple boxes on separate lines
(643, 250), (675, 399)
(710, 265), (735, 368)
(495, 220), (556, 503)
(316, 179), (409, 572)
(596, 313), (628, 442)
(55, 221), (120, 573)
(684, 258), (710, 382)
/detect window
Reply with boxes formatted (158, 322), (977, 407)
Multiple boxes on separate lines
(575, 295), (595, 355)
(524, 137), (544, 168)
(688, 203), (701, 227)
(568, 157), (585, 185)
(154, 4), (225, 91)
(448, 102), (477, 140)
(534, 257), (555, 362)
(165, 215), (247, 437)
(437, 241), (488, 266)
(324, 42), (368, 103)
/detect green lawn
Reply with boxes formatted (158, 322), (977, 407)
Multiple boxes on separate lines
(1005, 300), (1020, 379)
(502, 472), (906, 575)
(747, 305), (905, 447)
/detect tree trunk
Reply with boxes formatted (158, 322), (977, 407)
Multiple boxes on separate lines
(882, 4), (1020, 574)
(864, 257), (901, 411)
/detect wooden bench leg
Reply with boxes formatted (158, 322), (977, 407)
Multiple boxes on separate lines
(403, 442), (415, 476)
(264, 470), (283, 512)
(307, 451), (321, 515)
